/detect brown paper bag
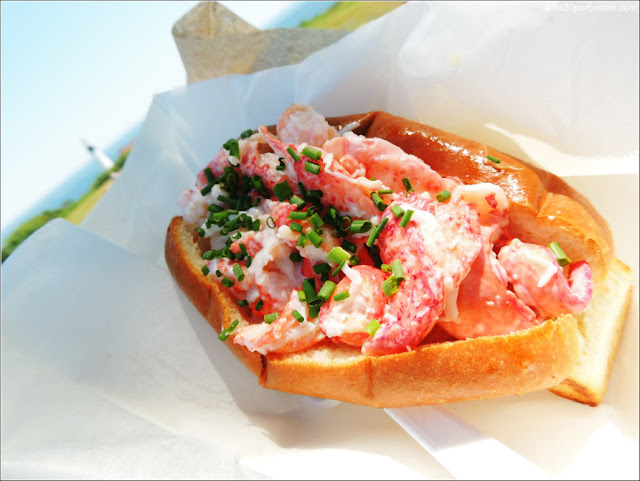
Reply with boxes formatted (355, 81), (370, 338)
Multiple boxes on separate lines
(172, 2), (348, 83)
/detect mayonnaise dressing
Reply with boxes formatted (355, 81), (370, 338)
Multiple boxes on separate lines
(321, 264), (371, 338)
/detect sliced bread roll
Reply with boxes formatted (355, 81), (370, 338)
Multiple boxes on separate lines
(165, 110), (632, 407)
(166, 216), (581, 407)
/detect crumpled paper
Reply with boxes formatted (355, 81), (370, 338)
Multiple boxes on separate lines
(172, 2), (348, 83)
(2, 2), (638, 479)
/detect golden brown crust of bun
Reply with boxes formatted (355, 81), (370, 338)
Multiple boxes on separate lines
(166, 216), (580, 407)
(264, 314), (579, 407)
(165, 111), (621, 407)
(165, 217), (263, 377)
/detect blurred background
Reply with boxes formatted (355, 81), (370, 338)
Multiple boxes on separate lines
(0, 1), (402, 260)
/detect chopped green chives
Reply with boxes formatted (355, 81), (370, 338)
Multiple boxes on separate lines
(318, 280), (337, 302)
(381, 263), (392, 273)
(211, 210), (228, 223)
(200, 183), (213, 196)
(255, 299), (264, 311)
(309, 212), (324, 230)
(224, 216), (242, 233)
(237, 299), (249, 307)
(306, 230), (324, 248)
(262, 217), (274, 230)
(549, 241), (571, 266)
(215, 270), (222, 277)
(436, 190), (451, 202)
(378, 188), (393, 195)
(399, 209), (414, 228)
(201, 265), (210, 276)
(239, 243), (248, 257)
(240, 197), (253, 211)
(240, 129), (253, 139)
(487, 154), (501, 164)
(328, 246), (351, 265)
(251, 219), (261, 231)
(301, 146), (322, 160)
(289, 252), (303, 262)
(402, 178), (414, 193)
(223, 138), (240, 159)
(366, 319), (380, 337)
(349, 219), (372, 234)
(217, 194), (237, 207)
(273, 180), (293, 201)
(203, 250), (215, 260)
(218, 319), (239, 341)
(246, 256), (252, 267)
(341, 216), (353, 231)
(341, 239), (358, 254)
(233, 264), (245, 281)
(307, 189), (323, 198)
(298, 290), (306, 302)
(296, 233), (307, 247)
(276, 158), (286, 171)
(292, 310), (305, 322)
(392, 259), (405, 282)
(304, 161), (321, 174)
(250, 175), (266, 193)
(264, 312), (280, 324)
(366, 217), (389, 248)
(204, 167), (215, 183)
(221, 277), (235, 288)
(371, 192), (387, 211)
(288, 210), (308, 220)
(302, 278), (318, 304)
(331, 261), (346, 277)
(286, 147), (300, 162)
(290, 221), (303, 233)
(308, 303), (321, 319)
(313, 263), (331, 274)
(324, 206), (339, 227)
(382, 276), (400, 297)
(196, 227), (206, 237)
(348, 254), (361, 266)
(333, 291), (350, 302)
(289, 195), (306, 209)
(390, 205), (405, 218)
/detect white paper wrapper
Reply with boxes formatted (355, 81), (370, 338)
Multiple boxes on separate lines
(2, 3), (638, 479)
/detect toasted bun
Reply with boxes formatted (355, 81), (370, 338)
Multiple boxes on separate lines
(166, 111), (631, 407)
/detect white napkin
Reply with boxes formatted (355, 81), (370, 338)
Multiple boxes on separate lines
(2, 2), (638, 479)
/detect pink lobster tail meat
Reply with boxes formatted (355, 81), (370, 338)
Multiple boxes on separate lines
(497, 239), (593, 318)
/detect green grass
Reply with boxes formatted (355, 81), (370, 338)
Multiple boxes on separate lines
(2, 2), (403, 263)
(2, 150), (128, 262)
(299, 1), (403, 31)
(2, 205), (74, 262)
(64, 178), (115, 225)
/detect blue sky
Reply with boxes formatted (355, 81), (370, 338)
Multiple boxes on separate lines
(1, 1), (330, 235)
